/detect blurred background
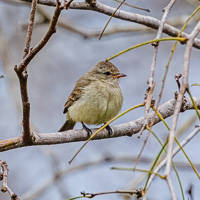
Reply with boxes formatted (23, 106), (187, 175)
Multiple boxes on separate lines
(0, 0), (200, 199)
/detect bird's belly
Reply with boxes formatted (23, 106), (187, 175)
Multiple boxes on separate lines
(68, 83), (123, 125)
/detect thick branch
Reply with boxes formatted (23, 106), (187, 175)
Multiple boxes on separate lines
(0, 97), (200, 152)
(18, 0), (200, 49)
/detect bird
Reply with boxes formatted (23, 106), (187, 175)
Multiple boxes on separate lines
(59, 61), (126, 135)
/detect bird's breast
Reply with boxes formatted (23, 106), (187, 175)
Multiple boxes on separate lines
(68, 81), (123, 124)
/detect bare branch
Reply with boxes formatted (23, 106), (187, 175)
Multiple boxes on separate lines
(0, 161), (20, 200)
(21, 154), (199, 200)
(15, 0), (200, 49)
(99, 0), (126, 40)
(165, 21), (200, 190)
(79, 189), (143, 199)
(142, 2), (177, 197)
(23, 0), (38, 58)
(16, 1), (63, 73)
(14, 0), (40, 145)
(147, 125), (200, 189)
(150, 0), (176, 106)
(21, 155), (145, 200)
(13, 0), (74, 144)
(0, 97), (200, 152)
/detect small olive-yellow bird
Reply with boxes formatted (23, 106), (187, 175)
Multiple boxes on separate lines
(59, 61), (126, 134)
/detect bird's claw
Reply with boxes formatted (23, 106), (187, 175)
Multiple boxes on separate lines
(81, 122), (92, 137)
(105, 124), (113, 136)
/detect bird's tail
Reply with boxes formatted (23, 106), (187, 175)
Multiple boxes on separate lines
(58, 119), (76, 132)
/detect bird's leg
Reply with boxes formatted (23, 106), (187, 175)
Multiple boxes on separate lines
(81, 122), (92, 137)
(104, 124), (113, 136)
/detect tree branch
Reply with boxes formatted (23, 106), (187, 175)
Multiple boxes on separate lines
(165, 21), (200, 199)
(23, 0), (38, 58)
(79, 189), (143, 199)
(17, 0), (200, 49)
(14, 0), (74, 144)
(14, 0), (39, 145)
(0, 97), (200, 152)
(147, 125), (200, 190)
(0, 161), (20, 200)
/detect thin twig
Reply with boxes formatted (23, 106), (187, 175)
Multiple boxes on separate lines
(78, 189), (143, 199)
(21, 154), (199, 200)
(138, 1), (177, 195)
(25, 6), (153, 38)
(149, 0), (176, 106)
(165, 21), (200, 196)
(157, 6), (200, 110)
(23, 0), (38, 58)
(113, 0), (150, 12)
(0, 161), (19, 200)
(99, 0), (126, 40)
(146, 0), (176, 125)
(147, 125), (200, 189)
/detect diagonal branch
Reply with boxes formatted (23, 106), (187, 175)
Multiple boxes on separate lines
(16, 0), (200, 49)
(146, 125), (200, 190)
(0, 97), (200, 152)
(16, 0), (63, 73)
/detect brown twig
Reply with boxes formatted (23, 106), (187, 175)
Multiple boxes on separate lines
(79, 189), (143, 199)
(14, 66), (31, 144)
(175, 73), (182, 91)
(16, 0), (63, 73)
(99, 0), (126, 40)
(14, 0), (73, 144)
(14, 0), (39, 145)
(23, 0), (38, 58)
(113, 0), (150, 12)
(0, 161), (19, 200)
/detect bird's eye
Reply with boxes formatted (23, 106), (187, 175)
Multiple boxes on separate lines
(104, 71), (111, 75)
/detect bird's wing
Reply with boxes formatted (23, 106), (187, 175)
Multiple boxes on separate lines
(63, 76), (91, 114)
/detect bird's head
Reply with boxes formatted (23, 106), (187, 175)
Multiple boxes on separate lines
(89, 61), (126, 83)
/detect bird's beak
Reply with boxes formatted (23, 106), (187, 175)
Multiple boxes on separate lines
(112, 73), (127, 79)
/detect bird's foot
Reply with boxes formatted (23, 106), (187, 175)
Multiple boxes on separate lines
(81, 122), (92, 137)
(105, 124), (113, 137)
